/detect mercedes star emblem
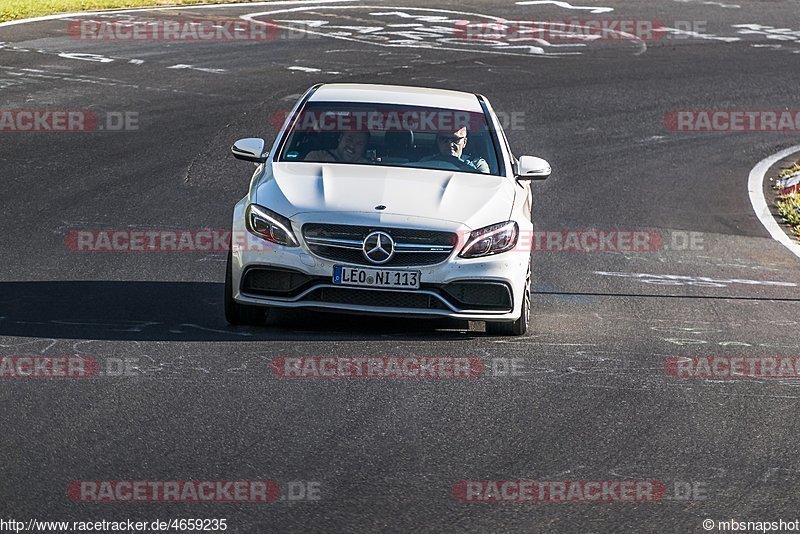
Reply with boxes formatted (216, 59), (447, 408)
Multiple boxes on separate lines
(362, 231), (395, 264)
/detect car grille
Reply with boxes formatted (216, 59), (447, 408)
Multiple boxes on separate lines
(305, 287), (450, 310)
(441, 282), (512, 310)
(302, 223), (457, 267)
(240, 267), (320, 297)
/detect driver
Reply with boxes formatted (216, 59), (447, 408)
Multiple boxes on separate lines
(304, 130), (371, 164)
(420, 126), (489, 173)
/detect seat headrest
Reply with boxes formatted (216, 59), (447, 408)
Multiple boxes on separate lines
(384, 129), (414, 148)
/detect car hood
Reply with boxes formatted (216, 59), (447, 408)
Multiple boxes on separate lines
(254, 162), (516, 230)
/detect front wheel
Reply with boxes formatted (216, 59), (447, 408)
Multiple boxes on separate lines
(485, 263), (531, 336)
(224, 248), (266, 326)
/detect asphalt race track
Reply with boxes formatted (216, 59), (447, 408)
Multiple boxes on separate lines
(2, 0), (800, 531)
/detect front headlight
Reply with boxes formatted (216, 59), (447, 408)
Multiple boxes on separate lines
(245, 204), (299, 247)
(459, 221), (518, 258)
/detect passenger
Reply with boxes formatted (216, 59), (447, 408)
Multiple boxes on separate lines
(304, 131), (371, 164)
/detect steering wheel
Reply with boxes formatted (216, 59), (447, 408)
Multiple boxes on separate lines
(420, 156), (475, 172)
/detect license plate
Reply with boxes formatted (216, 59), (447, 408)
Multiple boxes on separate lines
(333, 265), (420, 289)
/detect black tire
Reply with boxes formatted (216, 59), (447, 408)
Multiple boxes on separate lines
(486, 263), (531, 336)
(224, 248), (266, 326)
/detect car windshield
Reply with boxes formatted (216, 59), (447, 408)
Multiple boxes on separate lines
(277, 102), (502, 176)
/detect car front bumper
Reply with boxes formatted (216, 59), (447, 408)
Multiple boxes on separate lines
(230, 203), (530, 321)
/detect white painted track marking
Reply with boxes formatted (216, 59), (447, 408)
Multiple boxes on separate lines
(240, 6), (647, 57)
(513, 1), (613, 13)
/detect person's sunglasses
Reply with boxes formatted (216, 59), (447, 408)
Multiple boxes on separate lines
(437, 135), (467, 144)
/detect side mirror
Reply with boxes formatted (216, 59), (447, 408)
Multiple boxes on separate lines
(231, 138), (267, 163)
(515, 156), (551, 181)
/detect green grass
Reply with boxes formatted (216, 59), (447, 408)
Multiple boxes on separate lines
(774, 163), (800, 240)
(0, 0), (258, 23)
(779, 163), (800, 179)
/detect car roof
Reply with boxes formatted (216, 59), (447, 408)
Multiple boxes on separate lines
(308, 83), (484, 113)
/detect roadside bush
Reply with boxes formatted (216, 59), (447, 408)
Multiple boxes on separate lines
(776, 192), (800, 233)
